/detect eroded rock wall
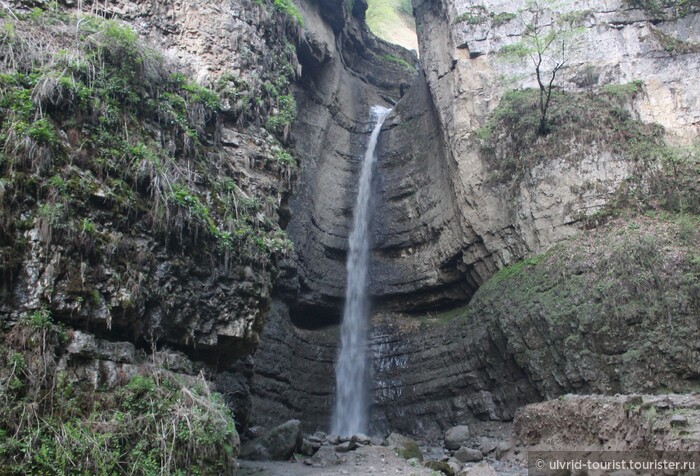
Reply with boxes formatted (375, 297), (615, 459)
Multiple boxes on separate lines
(407, 0), (700, 297)
(283, 0), (419, 318)
(1, 0), (304, 433)
(250, 300), (337, 431)
(251, 0), (700, 436)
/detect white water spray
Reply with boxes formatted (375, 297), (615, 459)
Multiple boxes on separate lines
(332, 105), (392, 436)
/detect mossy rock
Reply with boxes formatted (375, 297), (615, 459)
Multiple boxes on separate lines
(384, 432), (423, 461)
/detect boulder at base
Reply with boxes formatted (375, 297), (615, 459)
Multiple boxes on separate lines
(445, 425), (471, 450)
(240, 419), (302, 460)
(384, 432), (423, 461)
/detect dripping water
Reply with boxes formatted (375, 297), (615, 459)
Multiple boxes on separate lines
(331, 105), (392, 436)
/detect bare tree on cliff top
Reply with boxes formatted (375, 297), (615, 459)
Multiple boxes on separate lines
(500, 0), (585, 135)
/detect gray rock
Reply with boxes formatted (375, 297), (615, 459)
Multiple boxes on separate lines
(351, 433), (371, 445)
(384, 432), (423, 461)
(300, 438), (316, 456)
(239, 419), (302, 461)
(310, 445), (343, 467)
(247, 426), (267, 439)
(425, 459), (455, 476)
(327, 434), (340, 445)
(335, 440), (359, 453)
(454, 447), (483, 463)
(370, 436), (384, 446)
(458, 463), (498, 476)
(671, 414), (688, 427)
(477, 437), (498, 455)
(447, 457), (463, 474)
(494, 441), (512, 459)
(445, 425), (471, 450)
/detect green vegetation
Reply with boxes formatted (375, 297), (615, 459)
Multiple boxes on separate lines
(419, 302), (471, 327)
(497, 0), (586, 135)
(477, 81), (700, 218)
(626, 0), (700, 17)
(489, 257), (542, 284)
(468, 215), (700, 393)
(397, 0), (413, 15)
(0, 9), (294, 264)
(453, 11), (488, 25)
(365, 0), (419, 50)
(453, 5), (495, 25)
(266, 94), (297, 141)
(0, 310), (238, 475)
(273, 0), (303, 26)
(492, 12), (517, 26)
(380, 53), (416, 71)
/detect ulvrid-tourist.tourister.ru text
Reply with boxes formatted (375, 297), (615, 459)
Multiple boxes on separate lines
(539, 458), (696, 472)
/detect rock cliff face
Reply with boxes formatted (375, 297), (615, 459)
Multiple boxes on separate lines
(283, 0), (418, 319)
(250, 0), (700, 436)
(1, 0), (303, 434)
(3, 0), (698, 448)
(285, 0), (700, 314)
(404, 0), (700, 304)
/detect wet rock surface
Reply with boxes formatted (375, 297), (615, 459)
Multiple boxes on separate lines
(253, 217), (700, 437)
(283, 0), (418, 317)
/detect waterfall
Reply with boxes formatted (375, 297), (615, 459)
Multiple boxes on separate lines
(332, 105), (392, 436)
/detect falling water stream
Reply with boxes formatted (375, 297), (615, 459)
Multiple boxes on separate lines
(332, 105), (392, 436)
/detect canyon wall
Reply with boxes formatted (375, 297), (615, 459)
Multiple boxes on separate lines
(251, 0), (700, 436)
(3, 0), (697, 443)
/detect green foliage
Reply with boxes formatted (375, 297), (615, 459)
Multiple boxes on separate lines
(490, 257), (542, 284)
(419, 303), (471, 328)
(365, 0), (418, 48)
(492, 11), (517, 26)
(266, 94), (297, 138)
(0, 319), (239, 475)
(470, 216), (700, 379)
(171, 72), (221, 110)
(273, 0), (303, 25)
(23, 118), (57, 146)
(497, 0), (586, 135)
(380, 53), (415, 71)
(497, 42), (531, 59)
(0, 10), (295, 266)
(453, 11), (488, 24)
(475, 83), (695, 199)
(397, 0), (413, 15)
(27, 307), (54, 330)
(272, 147), (296, 166)
(601, 79), (644, 98)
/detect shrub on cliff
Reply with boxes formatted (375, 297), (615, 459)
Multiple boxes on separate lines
(477, 83), (700, 220)
(497, 0), (587, 135)
(0, 310), (239, 474)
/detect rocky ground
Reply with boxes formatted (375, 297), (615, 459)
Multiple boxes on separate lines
(239, 444), (526, 476)
(238, 393), (700, 475)
(239, 445), (447, 476)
